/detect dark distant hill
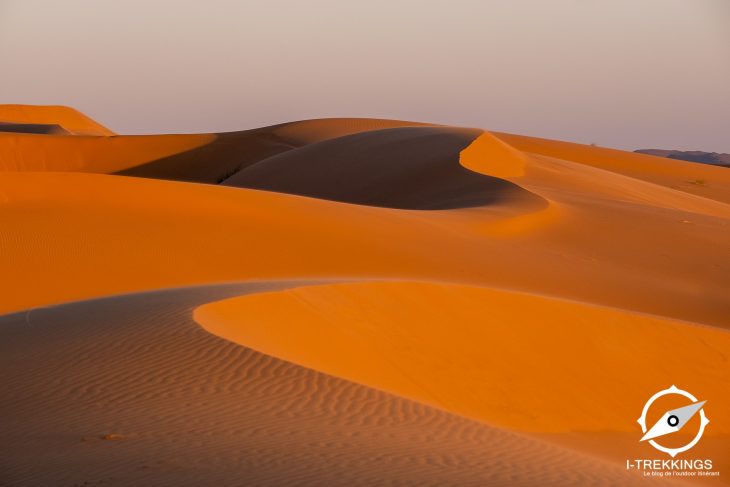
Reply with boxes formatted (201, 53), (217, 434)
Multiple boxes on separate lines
(635, 149), (730, 168)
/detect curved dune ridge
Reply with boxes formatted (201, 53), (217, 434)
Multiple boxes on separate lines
(195, 281), (730, 434)
(0, 284), (688, 487)
(194, 281), (730, 477)
(222, 126), (544, 209)
(1, 105), (729, 485)
(0, 112), (432, 182)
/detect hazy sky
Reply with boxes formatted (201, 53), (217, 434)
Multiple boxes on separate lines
(1, 0), (728, 151)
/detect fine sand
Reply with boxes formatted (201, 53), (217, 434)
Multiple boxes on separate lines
(0, 284), (690, 487)
(0, 105), (728, 485)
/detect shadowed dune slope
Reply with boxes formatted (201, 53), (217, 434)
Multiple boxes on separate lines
(113, 131), (293, 183)
(0, 122), (71, 135)
(0, 284), (686, 487)
(264, 117), (435, 145)
(0, 132), (216, 174)
(115, 120), (458, 185)
(0, 130), (292, 182)
(223, 126), (543, 209)
(0, 104), (114, 136)
(0, 109), (435, 183)
(112, 118), (433, 184)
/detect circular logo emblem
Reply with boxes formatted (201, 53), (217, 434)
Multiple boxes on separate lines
(637, 385), (709, 457)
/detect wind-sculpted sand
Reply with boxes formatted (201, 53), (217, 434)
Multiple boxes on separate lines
(0, 105), (727, 485)
(0, 284), (691, 487)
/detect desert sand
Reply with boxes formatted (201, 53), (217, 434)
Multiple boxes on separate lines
(0, 105), (728, 486)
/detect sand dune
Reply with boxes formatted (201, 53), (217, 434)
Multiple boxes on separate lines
(1, 105), (728, 485)
(0, 284), (688, 487)
(0, 104), (114, 136)
(112, 117), (425, 183)
(195, 281), (730, 475)
(0, 114), (427, 183)
(2, 167), (728, 327)
(264, 117), (434, 145)
(0, 132), (216, 174)
(195, 280), (730, 433)
(0, 122), (71, 135)
(494, 131), (730, 204)
(636, 149), (730, 168)
(223, 126), (543, 210)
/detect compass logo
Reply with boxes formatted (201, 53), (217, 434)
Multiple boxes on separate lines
(637, 385), (709, 457)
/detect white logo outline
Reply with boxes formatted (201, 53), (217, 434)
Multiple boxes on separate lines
(637, 385), (709, 458)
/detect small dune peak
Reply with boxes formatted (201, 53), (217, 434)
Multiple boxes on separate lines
(459, 131), (527, 178)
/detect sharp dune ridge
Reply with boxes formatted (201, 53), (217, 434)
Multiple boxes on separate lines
(1, 105), (728, 485)
(221, 126), (544, 210)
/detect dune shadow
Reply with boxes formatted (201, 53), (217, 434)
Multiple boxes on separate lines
(222, 126), (544, 210)
(113, 130), (294, 184)
(0, 122), (71, 135)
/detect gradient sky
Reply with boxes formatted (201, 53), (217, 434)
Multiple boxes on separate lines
(1, 0), (728, 151)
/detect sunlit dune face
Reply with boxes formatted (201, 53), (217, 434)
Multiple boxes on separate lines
(1, 106), (728, 486)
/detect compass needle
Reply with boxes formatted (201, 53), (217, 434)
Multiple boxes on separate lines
(640, 400), (707, 442)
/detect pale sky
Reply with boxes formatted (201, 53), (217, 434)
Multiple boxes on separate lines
(1, 0), (728, 152)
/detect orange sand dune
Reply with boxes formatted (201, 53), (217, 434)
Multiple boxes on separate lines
(1, 107), (728, 485)
(0, 284), (689, 487)
(195, 280), (730, 433)
(0, 132), (215, 174)
(1, 167), (728, 326)
(494, 131), (730, 204)
(195, 281), (730, 476)
(264, 117), (434, 145)
(0, 121), (71, 135)
(0, 110), (432, 183)
(223, 126), (543, 209)
(0, 104), (115, 136)
(117, 118), (433, 184)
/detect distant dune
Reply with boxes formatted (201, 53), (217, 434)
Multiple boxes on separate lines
(222, 126), (543, 210)
(0, 121), (71, 134)
(0, 104), (115, 136)
(1, 105), (728, 486)
(636, 149), (730, 168)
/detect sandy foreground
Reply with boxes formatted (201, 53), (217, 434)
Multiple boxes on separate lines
(0, 105), (728, 486)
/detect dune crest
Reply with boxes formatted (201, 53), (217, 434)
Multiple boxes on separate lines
(267, 117), (434, 145)
(0, 283), (679, 487)
(194, 281), (730, 433)
(194, 280), (730, 477)
(0, 104), (115, 136)
(459, 131), (527, 178)
(222, 126), (545, 210)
